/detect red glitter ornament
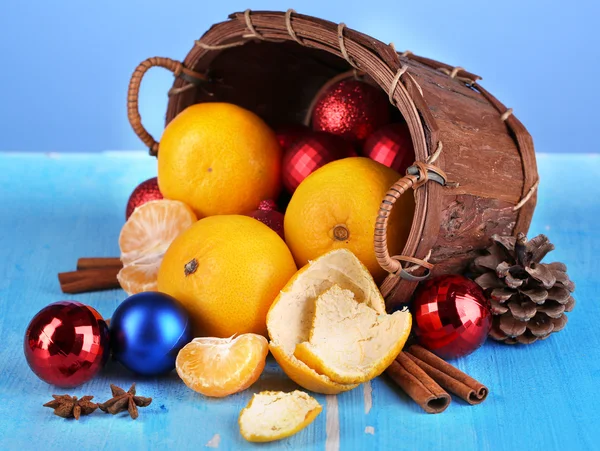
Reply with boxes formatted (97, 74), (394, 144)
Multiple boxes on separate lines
(282, 131), (356, 193)
(311, 79), (391, 142)
(411, 275), (492, 359)
(363, 122), (414, 174)
(24, 301), (109, 387)
(275, 124), (310, 152)
(247, 199), (285, 239)
(125, 177), (163, 219)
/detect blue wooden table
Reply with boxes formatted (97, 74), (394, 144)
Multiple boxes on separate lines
(0, 152), (598, 450)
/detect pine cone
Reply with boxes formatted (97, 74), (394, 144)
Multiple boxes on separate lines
(472, 233), (575, 345)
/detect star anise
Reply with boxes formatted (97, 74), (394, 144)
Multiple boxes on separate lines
(98, 383), (152, 419)
(43, 394), (98, 420)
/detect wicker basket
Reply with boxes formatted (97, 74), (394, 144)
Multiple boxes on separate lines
(127, 10), (538, 310)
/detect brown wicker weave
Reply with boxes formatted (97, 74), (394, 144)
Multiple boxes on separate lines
(127, 10), (538, 310)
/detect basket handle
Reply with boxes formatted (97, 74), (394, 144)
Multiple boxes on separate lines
(127, 57), (208, 156)
(375, 162), (447, 280)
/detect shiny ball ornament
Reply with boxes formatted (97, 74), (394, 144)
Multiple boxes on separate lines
(275, 124), (310, 152)
(411, 275), (492, 359)
(311, 79), (391, 142)
(282, 131), (356, 193)
(125, 177), (163, 219)
(247, 199), (284, 239)
(363, 122), (414, 174)
(110, 292), (193, 376)
(24, 301), (109, 387)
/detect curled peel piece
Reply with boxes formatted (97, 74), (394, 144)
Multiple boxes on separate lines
(294, 284), (411, 384)
(239, 390), (322, 442)
(267, 249), (386, 394)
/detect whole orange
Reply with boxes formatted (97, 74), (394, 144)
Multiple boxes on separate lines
(158, 103), (282, 217)
(157, 215), (297, 337)
(284, 157), (414, 282)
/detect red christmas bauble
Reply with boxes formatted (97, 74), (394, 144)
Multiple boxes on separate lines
(411, 275), (492, 359)
(282, 131), (356, 193)
(247, 199), (285, 239)
(311, 79), (391, 142)
(275, 124), (310, 152)
(24, 301), (109, 387)
(363, 122), (414, 174)
(125, 177), (163, 219)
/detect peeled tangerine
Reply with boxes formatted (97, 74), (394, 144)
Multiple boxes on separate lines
(267, 248), (402, 394)
(239, 391), (322, 443)
(294, 284), (411, 384)
(118, 200), (197, 295)
(175, 334), (268, 398)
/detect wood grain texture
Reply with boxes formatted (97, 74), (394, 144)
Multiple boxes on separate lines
(0, 153), (598, 450)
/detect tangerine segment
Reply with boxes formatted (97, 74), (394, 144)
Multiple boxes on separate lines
(119, 199), (197, 264)
(293, 284), (412, 384)
(116, 262), (160, 295)
(117, 199), (197, 295)
(175, 334), (268, 398)
(239, 391), (322, 443)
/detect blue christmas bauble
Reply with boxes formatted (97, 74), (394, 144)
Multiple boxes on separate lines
(110, 292), (193, 376)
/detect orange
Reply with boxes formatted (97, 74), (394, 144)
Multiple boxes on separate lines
(157, 103), (282, 217)
(284, 157), (414, 282)
(117, 199), (197, 295)
(239, 391), (322, 442)
(267, 248), (387, 394)
(157, 215), (297, 337)
(175, 334), (268, 398)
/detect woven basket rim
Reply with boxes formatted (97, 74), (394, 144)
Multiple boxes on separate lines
(126, 9), (538, 305)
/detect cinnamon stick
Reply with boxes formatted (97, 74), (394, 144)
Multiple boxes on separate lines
(406, 345), (488, 405)
(385, 352), (450, 414)
(77, 257), (122, 270)
(58, 267), (121, 294)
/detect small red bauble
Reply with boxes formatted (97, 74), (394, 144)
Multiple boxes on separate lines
(411, 275), (492, 359)
(282, 131), (356, 193)
(247, 199), (285, 239)
(275, 124), (310, 152)
(24, 301), (109, 387)
(363, 122), (414, 174)
(125, 177), (163, 219)
(311, 79), (391, 142)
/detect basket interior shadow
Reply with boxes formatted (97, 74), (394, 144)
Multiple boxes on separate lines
(187, 41), (408, 129)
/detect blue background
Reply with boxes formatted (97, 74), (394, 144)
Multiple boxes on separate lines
(0, 0), (598, 153)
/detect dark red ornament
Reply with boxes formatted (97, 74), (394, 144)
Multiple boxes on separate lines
(24, 301), (109, 387)
(282, 131), (356, 193)
(125, 177), (163, 219)
(311, 79), (391, 142)
(275, 124), (310, 152)
(411, 275), (492, 360)
(363, 122), (414, 174)
(247, 199), (285, 239)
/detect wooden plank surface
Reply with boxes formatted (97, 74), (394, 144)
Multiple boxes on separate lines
(0, 152), (598, 450)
